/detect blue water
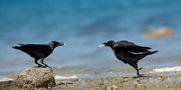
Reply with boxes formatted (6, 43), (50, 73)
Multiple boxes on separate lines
(0, 0), (181, 73)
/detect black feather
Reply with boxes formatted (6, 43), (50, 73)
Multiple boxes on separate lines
(101, 40), (158, 77)
(12, 41), (64, 67)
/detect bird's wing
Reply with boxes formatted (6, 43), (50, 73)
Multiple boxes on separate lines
(113, 40), (151, 53)
(18, 44), (51, 57)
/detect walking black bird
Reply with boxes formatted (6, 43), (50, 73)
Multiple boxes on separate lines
(99, 40), (158, 77)
(13, 41), (65, 67)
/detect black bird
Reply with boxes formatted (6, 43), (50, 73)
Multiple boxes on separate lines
(99, 40), (158, 77)
(13, 41), (65, 67)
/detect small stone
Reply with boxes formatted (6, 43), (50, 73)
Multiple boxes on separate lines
(106, 86), (111, 90)
(15, 67), (56, 89)
(106, 85), (118, 90)
(135, 83), (145, 88)
(111, 85), (118, 89)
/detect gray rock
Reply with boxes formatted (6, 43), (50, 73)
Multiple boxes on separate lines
(15, 67), (56, 89)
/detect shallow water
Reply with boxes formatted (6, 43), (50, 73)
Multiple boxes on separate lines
(0, 0), (181, 79)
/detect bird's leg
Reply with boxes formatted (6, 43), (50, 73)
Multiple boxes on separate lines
(132, 63), (140, 76)
(136, 67), (140, 77)
(135, 65), (143, 77)
(129, 62), (142, 77)
(40, 58), (49, 67)
(34, 59), (43, 67)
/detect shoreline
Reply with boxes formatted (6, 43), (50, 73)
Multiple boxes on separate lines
(0, 72), (181, 90)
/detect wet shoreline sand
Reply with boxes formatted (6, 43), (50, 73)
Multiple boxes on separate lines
(0, 71), (181, 90)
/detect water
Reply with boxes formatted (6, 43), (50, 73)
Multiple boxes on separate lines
(0, 0), (181, 79)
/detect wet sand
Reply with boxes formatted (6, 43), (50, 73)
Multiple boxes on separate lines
(1, 72), (180, 90)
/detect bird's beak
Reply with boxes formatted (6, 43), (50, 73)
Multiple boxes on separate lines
(58, 42), (65, 46)
(99, 43), (105, 47)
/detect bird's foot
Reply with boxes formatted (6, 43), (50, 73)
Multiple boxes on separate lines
(42, 65), (51, 68)
(136, 74), (144, 77)
(33, 65), (43, 68)
(138, 67), (143, 70)
(38, 65), (43, 67)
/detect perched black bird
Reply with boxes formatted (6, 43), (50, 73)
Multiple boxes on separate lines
(100, 40), (158, 77)
(13, 41), (65, 67)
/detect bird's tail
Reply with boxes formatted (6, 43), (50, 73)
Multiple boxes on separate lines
(145, 50), (158, 55)
(12, 43), (24, 49)
(12, 46), (21, 49)
(17, 43), (24, 45)
(134, 51), (158, 63)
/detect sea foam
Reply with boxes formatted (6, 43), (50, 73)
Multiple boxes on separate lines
(0, 76), (14, 81)
(55, 75), (78, 80)
(149, 66), (181, 73)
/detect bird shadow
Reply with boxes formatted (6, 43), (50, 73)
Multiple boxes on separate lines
(133, 74), (152, 78)
(122, 74), (153, 79)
